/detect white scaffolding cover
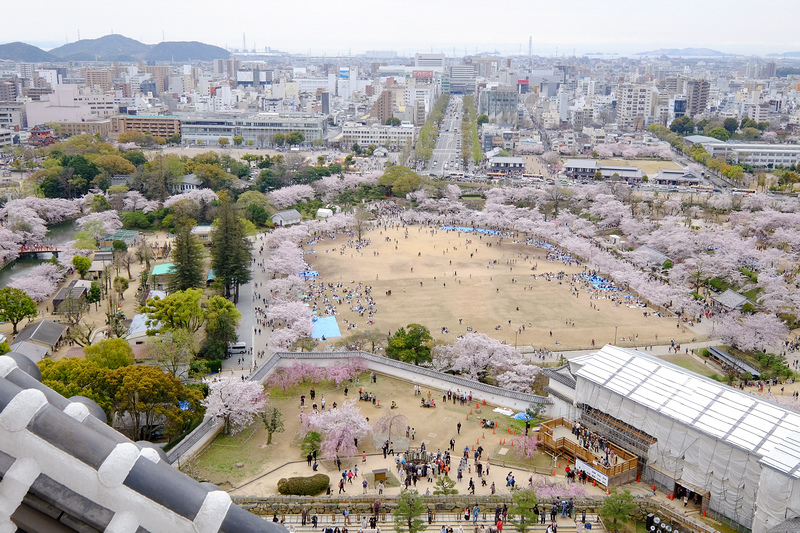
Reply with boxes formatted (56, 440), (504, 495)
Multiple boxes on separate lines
(571, 346), (800, 533)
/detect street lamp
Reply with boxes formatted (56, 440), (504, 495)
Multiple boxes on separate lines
(614, 325), (619, 346)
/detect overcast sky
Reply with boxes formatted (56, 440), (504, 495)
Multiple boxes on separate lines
(10, 0), (800, 57)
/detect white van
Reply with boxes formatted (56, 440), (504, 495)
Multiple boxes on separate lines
(226, 342), (247, 358)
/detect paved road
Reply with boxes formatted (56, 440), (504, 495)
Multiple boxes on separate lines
(429, 95), (464, 177)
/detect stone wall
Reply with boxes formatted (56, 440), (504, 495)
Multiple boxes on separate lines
(233, 494), (719, 533)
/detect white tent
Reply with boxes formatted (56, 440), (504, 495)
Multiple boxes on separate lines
(569, 346), (800, 533)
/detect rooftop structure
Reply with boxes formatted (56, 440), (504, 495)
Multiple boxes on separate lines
(551, 345), (800, 533)
(0, 354), (282, 532)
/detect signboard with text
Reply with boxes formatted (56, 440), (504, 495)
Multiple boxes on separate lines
(413, 70), (434, 78)
(576, 459), (609, 486)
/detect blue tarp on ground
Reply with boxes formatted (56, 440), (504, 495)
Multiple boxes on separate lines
(513, 412), (533, 421)
(311, 316), (342, 339)
(299, 270), (319, 278)
(441, 226), (502, 235)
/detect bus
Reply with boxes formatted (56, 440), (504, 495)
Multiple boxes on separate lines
(447, 172), (465, 180)
(521, 174), (545, 182)
(731, 188), (757, 196)
(487, 172), (506, 179)
(691, 185), (714, 193)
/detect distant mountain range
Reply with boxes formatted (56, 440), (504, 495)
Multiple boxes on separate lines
(0, 34), (230, 62)
(636, 47), (727, 57)
(0, 42), (57, 62)
(767, 51), (800, 57)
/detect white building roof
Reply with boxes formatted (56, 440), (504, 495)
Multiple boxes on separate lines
(571, 345), (800, 477)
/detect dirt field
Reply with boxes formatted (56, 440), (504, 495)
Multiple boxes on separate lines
(306, 225), (700, 352)
(194, 370), (574, 498)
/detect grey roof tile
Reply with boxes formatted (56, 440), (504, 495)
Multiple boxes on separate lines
(124, 455), (209, 521)
(28, 406), (115, 470)
(30, 474), (114, 531)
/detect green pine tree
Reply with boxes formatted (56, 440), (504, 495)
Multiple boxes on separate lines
(393, 490), (427, 533)
(169, 217), (205, 292)
(210, 193), (252, 303)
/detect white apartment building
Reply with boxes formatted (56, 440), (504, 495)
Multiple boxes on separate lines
(25, 85), (118, 125)
(616, 84), (654, 130)
(687, 137), (800, 167)
(414, 54), (445, 69)
(341, 123), (415, 148)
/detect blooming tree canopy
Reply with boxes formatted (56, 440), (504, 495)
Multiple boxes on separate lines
(299, 399), (373, 459)
(202, 377), (268, 435)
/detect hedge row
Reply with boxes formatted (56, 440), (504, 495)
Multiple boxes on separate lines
(277, 474), (330, 496)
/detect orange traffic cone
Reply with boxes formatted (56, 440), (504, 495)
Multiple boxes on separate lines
(507, 427), (511, 434)
(482, 400), (486, 405)
(593, 479), (596, 486)
(667, 492), (672, 500)
(652, 484), (656, 492)
(703, 510), (706, 517)
(477, 439), (480, 445)
(470, 409), (473, 414)
(511, 440), (514, 446)
(513, 429), (516, 435)
(482, 433), (485, 439)
(476, 403), (480, 409)
(492, 428), (495, 434)
(552, 470), (556, 476)
(637, 476), (640, 482)
(466, 415), (469, 420)
(558, 462), (561, 468)
(472, 445), (475, 451)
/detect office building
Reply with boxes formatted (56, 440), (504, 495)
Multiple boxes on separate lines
(414, 53), (445, 69)
(450, 65), (476, 94)
(111, 115), (181, 138)
(179, 113), (327, 145)
(58, 119), (112, 138)
(341, 123), (415, 148)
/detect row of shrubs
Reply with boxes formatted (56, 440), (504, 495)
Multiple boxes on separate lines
(277, 474), (330, 496)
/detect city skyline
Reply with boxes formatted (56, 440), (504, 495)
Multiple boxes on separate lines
(8, 0), (800, 58)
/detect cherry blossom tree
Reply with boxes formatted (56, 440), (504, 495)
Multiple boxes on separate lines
(512, 435), (539, 459)
(163, 189), (218, 209)
(265, 274), (307, 301)
(77, 211), (123, 238)
(433, 333), (535, 385)
(266, 225), (310, 249)
(9, 263), (66, 302)
(714, 312), (789, 353)
(202, 377), (268, 435)
(374, 411), (410, 446)
(325, 358), (368, 386)
(299, 399), (373, 459)
(5, 207), (47, 245)
(0, 197), (82, 224)
(265, 241), (308, 277)
(267, 361), (325, 391)
(268, 184), (316, 210)
(123, 190), (160, 213)
(0, 227), (22, 264)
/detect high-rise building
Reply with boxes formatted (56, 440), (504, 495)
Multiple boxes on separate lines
(450, 65), (476, 94)
(82, 68), (114, 93)
(616, 83), (653, 130)
(370, 90), (393, 125)
(685, 80), (710, 117)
